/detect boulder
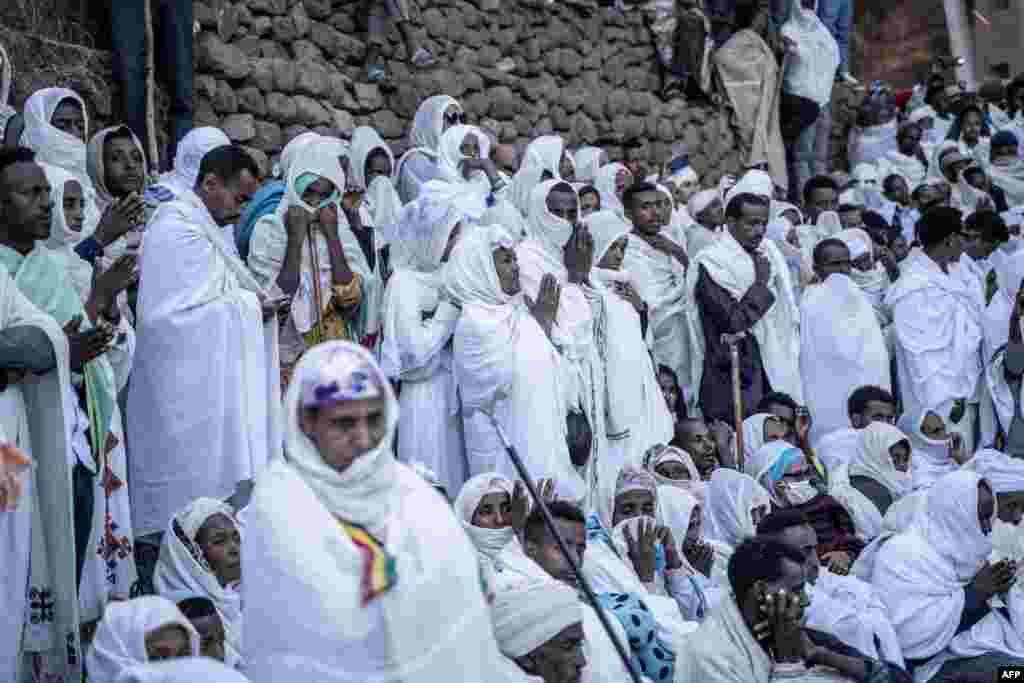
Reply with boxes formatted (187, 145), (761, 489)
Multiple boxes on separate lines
(295, 61), (329, 97)
(270, 59), (297, 93)
(221, 113), (256, 142)
(197, 33), (250, 80)
(213, 80), (239, 114)
(330, 107), (357, 137)
(236, 87), (267, 117)
(266, 92), (299, 123)
(252, 120), (284, 152)
(248, 59), (275, 92)
(353, 83), (384, 112)
(247, 0), (288, 15)
(372, 109), (405, 139)
(294, 95), (333, 127)
(290, 2), (310, 38)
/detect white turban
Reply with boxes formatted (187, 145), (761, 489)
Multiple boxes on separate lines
(454, 473), (516, 560)
(687, 189), (719, 218)
(967, 449), (1024, 494)
(490, 578), (582, 658)
(724, 169), (773, 212)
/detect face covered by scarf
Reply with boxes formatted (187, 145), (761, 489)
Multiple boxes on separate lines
(748, 441), (818, 507)
(438, 124), (492, 184)
(284, 341), (400, 537)
(86, 596), (200, 682)
(898, 403), (958, 489)
(454, 473), (516, 560)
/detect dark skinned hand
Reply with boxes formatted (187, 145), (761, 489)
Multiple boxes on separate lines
(525, 274), (561, 338)
(64, 316), (113, 372)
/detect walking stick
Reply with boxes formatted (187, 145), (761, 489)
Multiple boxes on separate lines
(307, 226), (327, 343)
(482, 410), (644, 683)
(721, 331), (748, 472)
(143, 0), (160, 171)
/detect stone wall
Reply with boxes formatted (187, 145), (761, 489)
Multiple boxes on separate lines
(191, 0), (744, 182)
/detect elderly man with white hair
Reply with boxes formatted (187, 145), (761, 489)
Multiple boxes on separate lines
(687, 169), (802, 424)
(243, 341), (510, 682)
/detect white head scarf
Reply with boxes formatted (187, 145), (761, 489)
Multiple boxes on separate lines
(407, 95), (462, 158)
(272, 131), (320, 180)
(86, 596), (200, 682)
(153, 498), (242, 664)
(898, 404), (958, 489)
(22, 88), (91, 186)
(967, 449), (1024, 494)
(816, 210), (843, 238)
(444, 223), (516, 310)
(348, 126), (394, 192)
(438, 124), (492, 183)
(741, 413), (780, 466)
(585, 209), (631, 267)
(114, 658), (248, 683)
(573, 146), (605, 183)
(511, 135), (571, 214)
(724, 169), (774, 213)
(159, 127), (231, 195)
(835, 228), (872, 260)
(644, 444), (704, 501)
(920, 471), (994, 580)
(490, 577), (582, 658)
(688, 189), (719, 220)
(390, 189), (464, 274)
(594, 163), (631, 218)
(527, 179), (576, 256)
(88, 125), (148, 212)
(40, 163), (94, 297)
(283, 341), (399, 537)
(850, 422), (913, 498)
(657, 486), (701, 544)
(702, 468), (771, 549)
(454, 473), (516, 560)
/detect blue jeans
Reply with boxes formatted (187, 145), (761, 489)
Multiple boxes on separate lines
(790, 102), (832, 202)
(817, 0), (851, 73)
(109, 0), (193, 170)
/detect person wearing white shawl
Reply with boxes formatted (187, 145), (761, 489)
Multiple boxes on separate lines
(800, 269), (890, 445)
(898, 401), (976, 492)
(247, 141), (364, 380)
(153, 499), (243, 667)
(491, 577), (586, 683)
(877, 122), (929, 190)
(986, 130), (1024, 209)
(514, 180), (604, 504)
(395, 94), (464, 203)
(86, 596), (200, 682)
(0, 260), (80, 682)
(145, 127), (230, 213)
(869, 471), (1024, 682)
(454, 473), (519, 577)
(87, 125), (149, 267)
(447, 225), (582, 497)
(511, 135), (576, 217)
(244, 340), (510, 681)
(128, 145), (281, 542)
(684, 188), (724, 258)
(833, 227), (893, 327)
(645, 444), (706, 503)
(379, 189), (468, 497)
(965, 449), (1024, 566)
(687, 170), (803, 424)
(701, 468), (772, 585)
(909, 103), (950, 155)
(664, 155), (700, 220)
(767, 201), (813, 298)
(886, 207), (984, 454)
(574, 146), (607, 184)
(347, 126), (402, 262)
(586, 210), (674, 477)
(114, 658), (248, 683)
(755, 509), (907, 671)
(593, 163), (632, 219)
(982, 234), (1024, 365)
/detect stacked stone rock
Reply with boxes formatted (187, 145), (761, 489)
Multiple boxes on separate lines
(193, 0), (744, 182)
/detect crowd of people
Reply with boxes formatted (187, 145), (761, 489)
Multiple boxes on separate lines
(5, 0), (1024, 680)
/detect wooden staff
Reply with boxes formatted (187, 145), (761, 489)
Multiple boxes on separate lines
(143, 0), (160, 171)
(308, 226), (327, 343)
(721, 330), (748, 471)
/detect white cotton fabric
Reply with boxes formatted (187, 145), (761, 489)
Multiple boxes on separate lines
(686, 228), (803, 404)
(702, 468), (770, 550)
(878, 149), (928, 190)
(898, 404), (961, 491)
(129, 188), (281, 537)
(741, 413), (777, 466)
(800, 274), (890, 442)
(438, 125), (493, 187)
(115, 658), (249, 683)
(490, 577), (582, 658)
(594, 163), (631, 218)
(986, 155), (1024, 208)
(966, 448), (1024, 494)
(448, 226), (581, 497)
(657, 486), (701, 548)
(153, 498), (243, 667)
(88, 125), (149, 268)
(454, 473), (516, 566)
(22, 87), (100, 237)
(780, 0), (840, 107)
(349, 126), (394, 192)
(41, 163), (95, 301)
(870, 471), (1024, 683)
(395, 95), (462, 198)
(574, 146), (605, 183)
(158, 127), (231, 195)
(647, 447), (705, 502)
(886, 247), (983, 441)
(245, 341), (510, 682)
(511, 136), (571, 216)
(587, 211), (674, 477)
(379, 189), (467, 495)
(86, 596), (200, 683)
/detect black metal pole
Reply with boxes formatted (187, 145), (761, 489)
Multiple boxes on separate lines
(487, 414), (644, 683)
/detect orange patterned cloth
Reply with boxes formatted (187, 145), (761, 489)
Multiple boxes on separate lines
(281, 275), (364, 389)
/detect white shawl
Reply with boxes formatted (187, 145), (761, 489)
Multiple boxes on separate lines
(448, 226), (583, 499)
(114, 659), (248, 683)
(702, 468), (771, 551)
(511, 136), (571, 216)
(848, 120), (898, 168)
(395, 95), (462, 202)
(800, 274), (890, 443)
(779, 0), (839, 106)
(594, 163), (631, 219)
(870, 470), (1024, 683)
(878, 150), (928, 190)
(886, 248), (983, 425)
(453, 472), (516, 568)
(41, 163), (96, 301)
(153, 498), (243, 667)
(987, 157), (1024, 208)
(490, 577), (582, 658)
(129, 188), (281, 536)
(687, 229), (803, 403)
(574, 146), (606, 183)
(155, 127), (231, 198)
(245, 341), (509, 683)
